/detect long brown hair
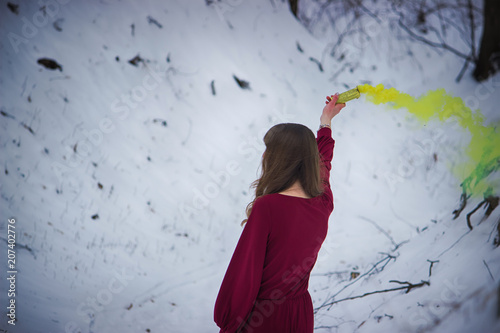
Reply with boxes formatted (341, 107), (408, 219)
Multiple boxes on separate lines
(242, 123), (323, 225)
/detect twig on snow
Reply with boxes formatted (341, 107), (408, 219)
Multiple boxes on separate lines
(453, 191), (469, 219)
(483, 260), (495, 282)
(466, 196), (499, 230)
(466, 200), (487, 230)
(316, 254), (397, 312)
(427, 259), (439, 277)
(359, 216), (408, 250)
(317, 280), (430, 309)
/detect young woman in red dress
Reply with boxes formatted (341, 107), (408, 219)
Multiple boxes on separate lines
(214, 94), (346, 332)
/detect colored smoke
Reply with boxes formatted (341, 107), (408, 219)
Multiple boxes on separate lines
(357, 83), (500, 197)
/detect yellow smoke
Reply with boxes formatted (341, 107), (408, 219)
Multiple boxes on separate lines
(357, 83), (500, 197)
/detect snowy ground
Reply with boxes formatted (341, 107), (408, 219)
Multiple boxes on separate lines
(0, 0), (499, 332)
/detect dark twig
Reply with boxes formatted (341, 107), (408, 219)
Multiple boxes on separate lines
(312, 270), (349, 278)
(296, 41), (304, 53)
(455, 56), (471, 82)
(316, 280), (430, 309)
(388, 280), (431, 293)
(397, 17), (471, 61)
(438, 230), (471, 257)
(427, 259), (439, 277)
(498, 284), (500, 318)
(467, 0), (477, 61)
(1, 110), (16, 120)
(422, 2), (481, 16)
(210, 80), (216, 96)
(495, 217), (500, 247)
(326, 15), (359, 58)
(435, 2), (447, 38)
(21, 123), (35, 135)
(37, 58), (63, 71)
(319, 254), (396, 312)
(147, 16), (163, 29)
(7, 2), (19, 14)
(309, 57), (323, 72)
(232, 75), (251, 90)
(0, 237), (36, 259)
(128, 54), (144, 67)
(329, 63), (349, 81)
(466, 200), (487, 230)
(464, 195), (498, 231)
(483, 260), (495, 282)
(359, 216), (398, 249)
(359, 216), (408, 250)
(484, 196), (499, 217)
(357, 1), (381, 24)
(453, 192), (469, 219)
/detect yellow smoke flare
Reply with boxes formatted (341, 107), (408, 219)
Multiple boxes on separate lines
(357, 83), (500, 197)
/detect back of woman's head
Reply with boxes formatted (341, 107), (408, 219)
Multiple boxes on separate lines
(243, 123), (323, 224)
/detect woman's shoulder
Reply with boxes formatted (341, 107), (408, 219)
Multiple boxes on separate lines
(252, 193), (286, 210)
(254, 193), (278, 206)
(255, 193), (312, 207)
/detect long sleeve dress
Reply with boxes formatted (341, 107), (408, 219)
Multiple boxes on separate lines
(214, 127), (335, 333)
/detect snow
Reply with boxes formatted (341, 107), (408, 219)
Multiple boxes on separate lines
(0, 0), (499, 332)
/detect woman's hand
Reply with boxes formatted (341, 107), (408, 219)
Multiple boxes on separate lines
(320, 94), (345, 125)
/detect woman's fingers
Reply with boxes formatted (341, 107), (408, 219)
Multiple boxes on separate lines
(329, 93), (339, 104)
(326, 93), (341, 105)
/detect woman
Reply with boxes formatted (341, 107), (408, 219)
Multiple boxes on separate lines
(214, 93), (346, 332)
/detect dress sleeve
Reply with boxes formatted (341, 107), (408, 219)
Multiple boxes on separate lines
(214, 198), (270, 333)
(316, 127), (335, 212)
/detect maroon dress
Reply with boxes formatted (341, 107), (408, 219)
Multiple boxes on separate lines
(214, 127), (335, 333)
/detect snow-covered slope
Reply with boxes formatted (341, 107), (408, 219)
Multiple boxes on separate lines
(0, 0), (498, 332)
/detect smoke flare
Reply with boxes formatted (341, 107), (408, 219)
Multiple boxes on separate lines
(357, 83), (500, 197)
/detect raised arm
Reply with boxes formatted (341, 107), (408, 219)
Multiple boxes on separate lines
(321, 93), (345, 128)
(317, 93), (345, 211)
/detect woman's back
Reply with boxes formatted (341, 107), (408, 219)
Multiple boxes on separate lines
(215, 126), (335, 333)
(257, 193), (331, 301)
(215, 94), (343, 332)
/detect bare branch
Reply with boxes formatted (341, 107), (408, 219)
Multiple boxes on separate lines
(484, 196), (499, 217)
(316, 253), (397, 312)
(316, 280), (430, 309)
(359, 216), (408, 250)
(453, 191), (469, 219)
(438, 230), (471, 258)
(309, 57), (324, 72)
(356, 0), (382, 23)
(427, 259), (439, 277)
(467, 0), (477, 61)
(456, 57), (471, 83)
(359, 216), (398, 249)
(466, 199), (487, 230)
(388, 280), (430, 293)
(483, 260), (495, 282)
(397, 17), (471, 60)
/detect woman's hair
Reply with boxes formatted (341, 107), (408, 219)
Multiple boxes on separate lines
(242, 123), (323, 225)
